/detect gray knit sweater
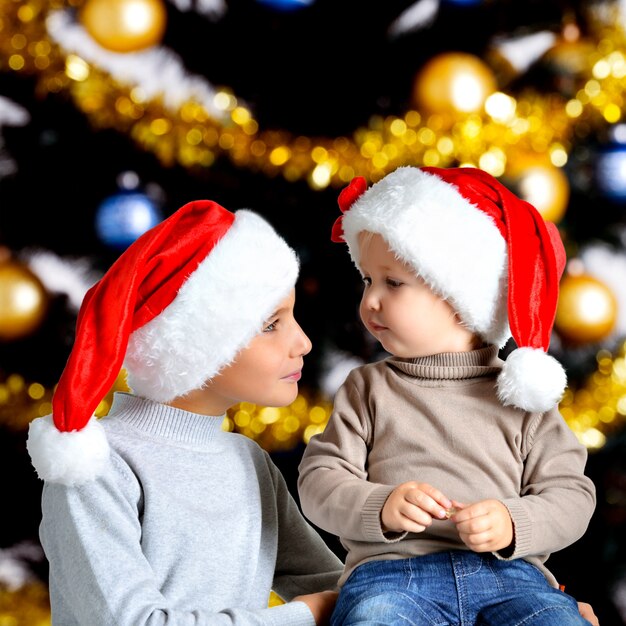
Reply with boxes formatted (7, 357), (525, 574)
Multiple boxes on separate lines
(298, 346), (596, 588)
(39, 393), (343, 625)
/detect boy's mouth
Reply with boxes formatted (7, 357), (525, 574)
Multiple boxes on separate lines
(282, 370), (302, 381)
(369, 321), (388, 332)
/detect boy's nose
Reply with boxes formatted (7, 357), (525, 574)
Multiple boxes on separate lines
(294, 324), (312, 356)
(362, 290), (381, 311)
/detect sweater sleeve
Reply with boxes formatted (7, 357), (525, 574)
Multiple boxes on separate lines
(268, 455), (344, 599)
(499, 405), (596, 560)
(297, 372), (399, 543)
(40, 455), (317, 626)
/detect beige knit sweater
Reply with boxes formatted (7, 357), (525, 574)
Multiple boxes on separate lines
(298, 346), (596, 588)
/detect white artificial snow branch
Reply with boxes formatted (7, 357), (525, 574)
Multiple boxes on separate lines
(613, 574), (626, 623)
(0, 96), (29, 178)
(387, 0), (440, 38)
(492, 31), (557, 73)
(25, 249), (101, 311)
(46, 9), (242, 122)
(0, 541), (45, 592)
(591, 0), (626, 31)
(320, 347), (365, 398)
(0, 96), (30, 127)
(168, 0), (227, 20)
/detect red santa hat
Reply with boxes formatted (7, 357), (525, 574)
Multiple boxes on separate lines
(332, 166), (567, 413)
(27, 199), (299, 485)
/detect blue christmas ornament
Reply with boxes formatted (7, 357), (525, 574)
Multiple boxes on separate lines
(255, 0), (314, 11)
(595, 142), (626, 202)
(95, 191), (163, 249)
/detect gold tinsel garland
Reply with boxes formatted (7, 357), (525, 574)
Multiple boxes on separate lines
(0, 0), (625, 188)
(0, 581), (51, 625)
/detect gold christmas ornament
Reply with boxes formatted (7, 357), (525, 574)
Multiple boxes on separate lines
(411, 52), (498, 117)
(0, 255), (49, 341)
(555, 273), (618, 344)
(506, 162), (570, 223)
(541, 36), (598, 96)
(542, 38), (597, 76)
(79, 0), (167, 53)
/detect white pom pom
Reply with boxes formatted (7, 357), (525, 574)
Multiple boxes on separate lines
(26, 415), (110, 485)
(497, 347), (567, 413)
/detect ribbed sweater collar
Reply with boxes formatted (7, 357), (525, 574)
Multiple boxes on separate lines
(108, 392), (225, 445)
(388, 345), (502, 380)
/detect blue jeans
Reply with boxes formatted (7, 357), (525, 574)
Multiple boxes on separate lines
(331, 551), (590, 626)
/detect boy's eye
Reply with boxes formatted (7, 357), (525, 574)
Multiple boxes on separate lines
(386, 278), (403, 288)
(362, 276), (372, 286)
(263, 319), (279, 332)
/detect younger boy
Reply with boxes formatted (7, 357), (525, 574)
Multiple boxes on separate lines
(298, 166), (597, 625)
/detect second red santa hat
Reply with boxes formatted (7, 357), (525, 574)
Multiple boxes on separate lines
(332, 165), (567, 413)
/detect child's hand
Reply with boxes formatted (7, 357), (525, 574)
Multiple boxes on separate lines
(450, 499), (513, 552)
(381, 481), (452, 533)
(293, 590), (339, 625)
(577, 601), (599, 625)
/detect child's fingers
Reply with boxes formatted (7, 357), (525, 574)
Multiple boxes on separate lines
(397, 504), (433, 530)
(404, 484), (451, 520)
(414, 483), (452, 509)
(445, 500), (467, 519)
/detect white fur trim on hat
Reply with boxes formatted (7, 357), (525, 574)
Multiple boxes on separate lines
(27, 415), (109, 485)
(497, 347), (567, 412)
(123, 209), (299, 402)
(341, 166), (511, 347)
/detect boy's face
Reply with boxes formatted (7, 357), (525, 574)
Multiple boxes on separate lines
(193, 289), (312, 414)
(358, 233), (476, 358)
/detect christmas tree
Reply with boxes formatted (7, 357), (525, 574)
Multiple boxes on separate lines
(1, 0), (625, 622)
